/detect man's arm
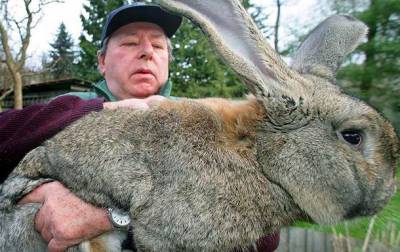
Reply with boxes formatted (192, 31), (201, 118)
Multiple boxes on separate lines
(0, 94), (166, 183)
(0, 95), (104, 183)
(1, 95), (165, 251)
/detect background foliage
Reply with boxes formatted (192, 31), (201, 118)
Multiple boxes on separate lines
(46, 23), (75, 79)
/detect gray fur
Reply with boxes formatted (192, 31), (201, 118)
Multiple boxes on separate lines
(291, 15), (368, 81)
(1, 0), (399, 251)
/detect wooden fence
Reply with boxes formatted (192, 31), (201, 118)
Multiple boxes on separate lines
(276, 227), (399, 252)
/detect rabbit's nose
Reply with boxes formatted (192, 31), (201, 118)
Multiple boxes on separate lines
(344, 201), (381, 219)
(345, 180), (396, 219)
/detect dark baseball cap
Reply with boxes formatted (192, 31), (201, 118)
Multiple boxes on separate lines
(100, 2), (182, 46)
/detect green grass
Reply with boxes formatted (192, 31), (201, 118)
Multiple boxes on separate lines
(294, 165), (400, 244)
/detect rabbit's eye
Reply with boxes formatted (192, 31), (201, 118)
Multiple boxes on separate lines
(341, 130), (363, 147)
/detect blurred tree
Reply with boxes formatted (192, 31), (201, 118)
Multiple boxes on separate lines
(169, 18), (245, 98)
(0, 49), (12, 110)
(274, 0), (282, 53)
(76, 0), (125, 82)
(0, 0), (62, 109)
(332, 0), (400, 129)
(329, 0), (368, 14)
(47, 23), (75, 79)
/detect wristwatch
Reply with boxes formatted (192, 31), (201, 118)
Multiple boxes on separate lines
(107, 208), (131, 229)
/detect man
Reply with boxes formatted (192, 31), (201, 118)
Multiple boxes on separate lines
(6, 3), (279, 251)
(17, 3), (181, 251)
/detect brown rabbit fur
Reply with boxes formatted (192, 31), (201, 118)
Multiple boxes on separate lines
(192, 97), (264, 151)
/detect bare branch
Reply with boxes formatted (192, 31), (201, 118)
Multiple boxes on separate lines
(36, 0), (64, 12)
(0, 19), (17, 74)
(0, 86), (13, 101)
(11, 15), (30, 25)
(12, 18), (25, 47)
(31, 13), (44, 29)
(16, 0), (33, 71)
(274, 0), (282, 53)
(2, 1), (14, 28)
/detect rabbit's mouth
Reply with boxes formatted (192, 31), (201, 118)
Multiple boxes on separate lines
(345, 199), (387, 219)
(345, 179), (396, 219)
(344, 203), (369, 219)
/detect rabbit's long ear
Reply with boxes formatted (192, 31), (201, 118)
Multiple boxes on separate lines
(157, 0), (306, 99)
(291, 15), (368, 82)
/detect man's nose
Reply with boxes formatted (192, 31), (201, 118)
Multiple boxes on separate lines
(138, 39), (154, 60)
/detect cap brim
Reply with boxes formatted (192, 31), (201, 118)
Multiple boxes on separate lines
(103, 5), (182, 40)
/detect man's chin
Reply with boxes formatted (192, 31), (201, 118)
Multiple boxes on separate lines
(128, 86), (161, 98)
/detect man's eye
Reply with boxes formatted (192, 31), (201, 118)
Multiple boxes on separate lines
(152, 44), (164, 49)
(123, 42), (138, 46)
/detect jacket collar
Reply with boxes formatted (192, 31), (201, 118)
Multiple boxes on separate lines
(92, 79), (173, 101)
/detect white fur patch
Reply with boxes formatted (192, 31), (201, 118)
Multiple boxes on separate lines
(78, 231), (127, 252)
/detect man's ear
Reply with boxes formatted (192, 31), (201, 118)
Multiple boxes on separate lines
(98, 53), (106, 76)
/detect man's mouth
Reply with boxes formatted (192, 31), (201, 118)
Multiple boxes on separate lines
(134, 69), (154, 76)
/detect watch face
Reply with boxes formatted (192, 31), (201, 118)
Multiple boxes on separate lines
(113, 214), (131, 226)
(109, 208), (131, 228)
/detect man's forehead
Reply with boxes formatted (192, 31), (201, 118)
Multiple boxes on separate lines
(113, 22), (167, 38)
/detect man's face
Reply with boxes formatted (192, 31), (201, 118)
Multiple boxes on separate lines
(98, 22), (169, 99)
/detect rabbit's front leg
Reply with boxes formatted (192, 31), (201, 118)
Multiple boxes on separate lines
(0, 203), (48, 251)
(0, 175), (54, 251)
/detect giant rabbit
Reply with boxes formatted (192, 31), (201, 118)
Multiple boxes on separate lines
(0, 0), (398, 251)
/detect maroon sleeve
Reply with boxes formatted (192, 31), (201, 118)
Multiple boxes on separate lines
(231, 233), (280, 252)
(255, 233), (280, 252)
(0, 95), (104, 183)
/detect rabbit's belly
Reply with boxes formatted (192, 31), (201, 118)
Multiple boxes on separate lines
(133, 148), (274, 250)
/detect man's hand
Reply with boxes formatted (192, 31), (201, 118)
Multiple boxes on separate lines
(103, 95), (166, 110)
(18, 181), (113, 252)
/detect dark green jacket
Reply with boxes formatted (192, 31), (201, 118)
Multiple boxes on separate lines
(66, 79), (173, 101)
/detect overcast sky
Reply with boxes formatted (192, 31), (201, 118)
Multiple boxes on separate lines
(27, 0), (85, 68)
(26, 0), (326, 68)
